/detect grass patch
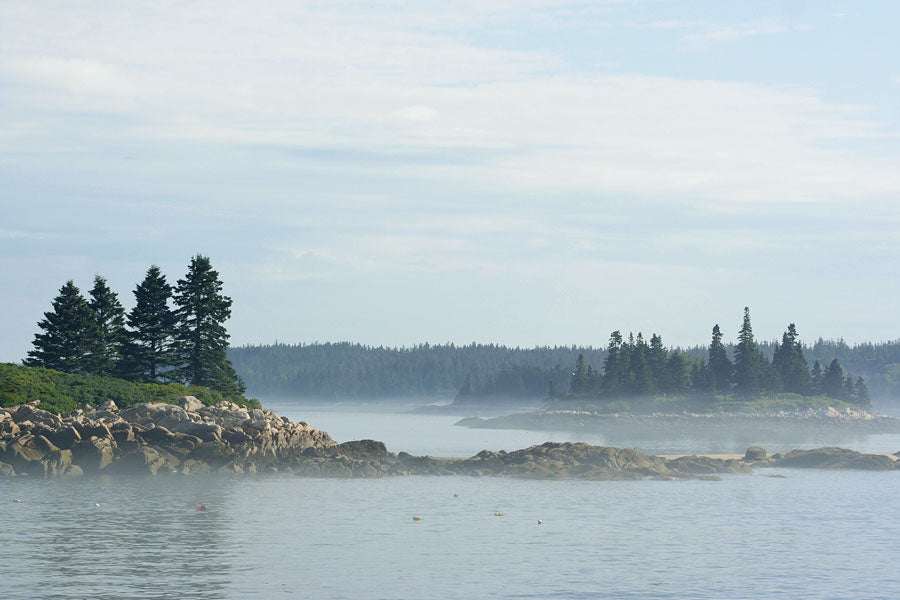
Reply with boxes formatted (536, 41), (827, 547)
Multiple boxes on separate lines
(0, 364), (260, 414)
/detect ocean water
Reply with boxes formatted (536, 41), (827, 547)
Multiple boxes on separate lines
(2, 404), (899, 600)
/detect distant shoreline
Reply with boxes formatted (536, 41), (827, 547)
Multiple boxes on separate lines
(455, 406), (900, 435)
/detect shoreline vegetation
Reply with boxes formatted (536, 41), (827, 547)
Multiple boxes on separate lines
(1, 399), (898, 480)
(228, 326), (900, 407)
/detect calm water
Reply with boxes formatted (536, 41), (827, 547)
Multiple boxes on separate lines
(2, 403), (899, 600)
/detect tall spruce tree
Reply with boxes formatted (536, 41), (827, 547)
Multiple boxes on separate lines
(85, 275), (126, 376)
(648, 333), (667, 392)
(707, 324), (732, 393)
(733, 307), (762, 396)
(570, 353), (588, 394)
(854, 377), (871, 408)
(121, 265), (177, 381)
(24, 280), (97, 373)
(772, 323), (811, 394)
(172, 255), (245, 394)
(810, 360), (823, 394)
(602, 331), (625, 396)
(821, 358), (845, 398)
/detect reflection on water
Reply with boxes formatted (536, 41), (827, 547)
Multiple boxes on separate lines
(2, 407), (900, 599)
(2, 477), (234, 600)
(2, 470), (900, 600)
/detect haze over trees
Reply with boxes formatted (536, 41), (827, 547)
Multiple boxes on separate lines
(24, 255), (244, 396)
(561, 308), (869, 408)
(227, 308), (895, 406)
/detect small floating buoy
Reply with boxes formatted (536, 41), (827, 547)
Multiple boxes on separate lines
(537, 520), (543, 525)
(12, 499), (23, 503)
(494, 512), (503, 516)
(412, 516), (422, 521)
(453, 493), (459, 498)
(196, 504), (206, 511)
(95, 503), (101, 507)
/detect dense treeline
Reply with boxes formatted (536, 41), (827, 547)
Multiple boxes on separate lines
(24, 255), (245, 397)
(228, 343), (606, 400)
(564, 308), (870, 408)
(229, 311), (900, 404)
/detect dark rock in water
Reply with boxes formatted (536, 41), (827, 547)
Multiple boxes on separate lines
(743, 446), (767, 462)
(769, 447), (897, 470)
(0, 461), (15, 477)
(337, 439), (389, 458)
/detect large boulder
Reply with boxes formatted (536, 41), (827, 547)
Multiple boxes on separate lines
(770, 447), (896, 470)
(108, 447), (169, 475)
(171, 421), (222, 442)
(71, 438), (115, 472)
(98, 400), (118, 412)
(743, 446), (767, 462)
(41, 425), (82, 450)
(0, 434), (60, 470)
(178, 396), (203, 412)
(0, 461), (15, 477)
(41, 449), (73, 476)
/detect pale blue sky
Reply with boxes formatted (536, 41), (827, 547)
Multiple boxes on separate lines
(2, 0), (899, 361)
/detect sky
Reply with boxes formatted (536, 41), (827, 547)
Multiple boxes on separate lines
(2, 0), (899, 361)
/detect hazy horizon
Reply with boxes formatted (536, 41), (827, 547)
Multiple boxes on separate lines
(3, 1), (899, 362)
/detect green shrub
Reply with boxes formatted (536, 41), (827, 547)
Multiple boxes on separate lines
(0, 364), (261, 413)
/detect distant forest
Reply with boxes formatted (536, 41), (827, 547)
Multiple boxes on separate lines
(229, 326), (900, 403)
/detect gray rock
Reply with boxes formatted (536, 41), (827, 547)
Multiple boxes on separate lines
(108, 447), (168, 475)
(171, 421), (222, 442)
(98, 400), (118, 411)
(0, 461), (15, 477)
(71, 438), (115, 472)
(770, 447), (896, 470)
(178, 396), (203, 412)
(743, 446), (767, 462)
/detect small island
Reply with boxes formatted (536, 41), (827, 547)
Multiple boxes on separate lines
(4, 262), (898, 481)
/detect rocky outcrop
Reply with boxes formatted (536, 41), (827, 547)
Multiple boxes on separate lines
(2, 401), (898, 479)
(0, 398), (336, 477)
(767, 447), (898, 470)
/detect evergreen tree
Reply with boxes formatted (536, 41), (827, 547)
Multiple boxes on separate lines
(570, 353), (588, 395)
(648, 333), (667, 392)
(843, 376), (855, 401)
(628, 333), (653, 394)
(664, 352), (691, 394)
(810, 360), (823, 394)
(821, 359), (845, 398)
(772, 323), (811, 394)
(458, 372), (473, 397)
(85, 275), (126, 376)
(854, 377), (871, 408)
(121, 265), (178, 381)
(24, 281), (96, 373)
(172, 255), (245, 394)
(733, 307), (762, 397)
(602, 331), (625, 396)
(707, 324), (732, 393)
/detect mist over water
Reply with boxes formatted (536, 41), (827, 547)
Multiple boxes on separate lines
(3, 402), (899, 599)
(267, 401), (900, 457)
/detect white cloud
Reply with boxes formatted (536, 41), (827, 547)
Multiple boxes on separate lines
(680, 19), (813, 49)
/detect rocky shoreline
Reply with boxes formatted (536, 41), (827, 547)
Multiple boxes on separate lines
(456, 406), (900, 435)
(1, 400), (898, 481)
